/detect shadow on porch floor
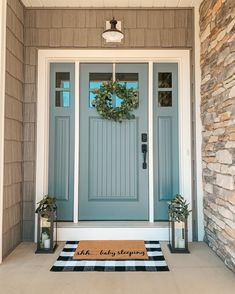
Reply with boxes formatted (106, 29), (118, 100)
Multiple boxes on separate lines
(0, 242), (234, 294)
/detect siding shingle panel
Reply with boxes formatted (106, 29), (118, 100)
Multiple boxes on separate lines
(3, 1), (24, 258)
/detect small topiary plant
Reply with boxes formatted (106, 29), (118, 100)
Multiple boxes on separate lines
(168, 194), (191, 222)
(35, 195), (57, 217)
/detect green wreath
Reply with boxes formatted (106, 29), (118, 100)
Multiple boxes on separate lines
(92, 80), (139, 122)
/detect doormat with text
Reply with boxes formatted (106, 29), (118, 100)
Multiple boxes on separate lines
(50, 241), (169, 272)
(73, 240), (148, 260)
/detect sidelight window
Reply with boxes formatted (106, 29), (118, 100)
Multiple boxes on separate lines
(55, 72), (71, 107)
(158, 72), (173, 107)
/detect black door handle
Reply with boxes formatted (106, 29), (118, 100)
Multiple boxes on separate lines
(142, 144), (147, 169)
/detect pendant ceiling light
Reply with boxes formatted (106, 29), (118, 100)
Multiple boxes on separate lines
(102, 17), (124, 43)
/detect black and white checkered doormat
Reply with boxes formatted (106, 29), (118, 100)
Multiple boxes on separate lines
(50, 241), (169, 272)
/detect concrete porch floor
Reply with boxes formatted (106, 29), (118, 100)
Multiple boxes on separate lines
(0, 242), (234, 294)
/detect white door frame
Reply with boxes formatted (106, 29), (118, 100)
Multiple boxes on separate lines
(36, 49), (192, 240)
(0, 0), (7, 264)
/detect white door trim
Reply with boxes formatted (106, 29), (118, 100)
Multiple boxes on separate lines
(0, 0), (7, 263)
(148, 61), (154, 223)
(36, 49), (192, 241)
(73, 61), (80, 223)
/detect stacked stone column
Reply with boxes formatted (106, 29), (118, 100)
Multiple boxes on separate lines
(200, 0), (235, 272)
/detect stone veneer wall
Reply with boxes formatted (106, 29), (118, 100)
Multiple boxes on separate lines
(23, 8), (194, 240)
(3, 0), (24, 258)
(200, 0), (235, 272)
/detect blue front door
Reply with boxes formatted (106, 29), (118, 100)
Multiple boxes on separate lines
(79, 63), (149, 220)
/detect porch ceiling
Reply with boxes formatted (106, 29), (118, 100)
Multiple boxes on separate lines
(21, 0), (201, 8)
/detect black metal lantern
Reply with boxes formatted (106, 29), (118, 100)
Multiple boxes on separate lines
(168, 218), (189, 253)
(35, 196), (58, 254)
(168, 195), (191, 253)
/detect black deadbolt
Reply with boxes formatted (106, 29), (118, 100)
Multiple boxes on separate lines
(141, 133), (147, 142)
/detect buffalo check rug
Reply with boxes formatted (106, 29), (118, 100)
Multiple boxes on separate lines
(50, 241), (169, 272)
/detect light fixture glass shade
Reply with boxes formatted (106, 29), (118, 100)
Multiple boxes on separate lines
(102, 18), (124, 43)
(102, 30), (124, 42)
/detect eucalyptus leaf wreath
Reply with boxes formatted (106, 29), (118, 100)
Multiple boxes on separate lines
(92, 80), (139, 122)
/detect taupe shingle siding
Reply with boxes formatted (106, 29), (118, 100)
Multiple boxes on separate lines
(3, 0), (24, 258)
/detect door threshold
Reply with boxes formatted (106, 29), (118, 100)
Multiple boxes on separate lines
(56, 221), (169, 241)
(57, 221), (168, 228)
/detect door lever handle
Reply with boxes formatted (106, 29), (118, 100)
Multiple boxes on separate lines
(142, 144), (147, 169)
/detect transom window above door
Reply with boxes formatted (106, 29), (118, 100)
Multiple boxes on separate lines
(89, 71), (139, 108)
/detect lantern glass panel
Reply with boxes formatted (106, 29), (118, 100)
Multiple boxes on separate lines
(36, 205), (57, 254)
(169, 220), (172, 245)
(40, 214), (51, 249)
(52, 210), (57, 249)
(174, 221), (185, 249)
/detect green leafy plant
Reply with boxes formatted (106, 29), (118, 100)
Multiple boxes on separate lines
(168, 194), (191, 222)
(92, 80), (139, 122)
(35, 195), (57, 214)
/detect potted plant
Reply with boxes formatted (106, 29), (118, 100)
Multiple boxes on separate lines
(168, 194), (191, 253)
(35, 194), (57, 216)
(35, 195), (58, 253)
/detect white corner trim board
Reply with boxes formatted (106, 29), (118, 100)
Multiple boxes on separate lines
(0, 0), (7, 264)
(36, 49), (194, 242)
(194, 4), (204, 242)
